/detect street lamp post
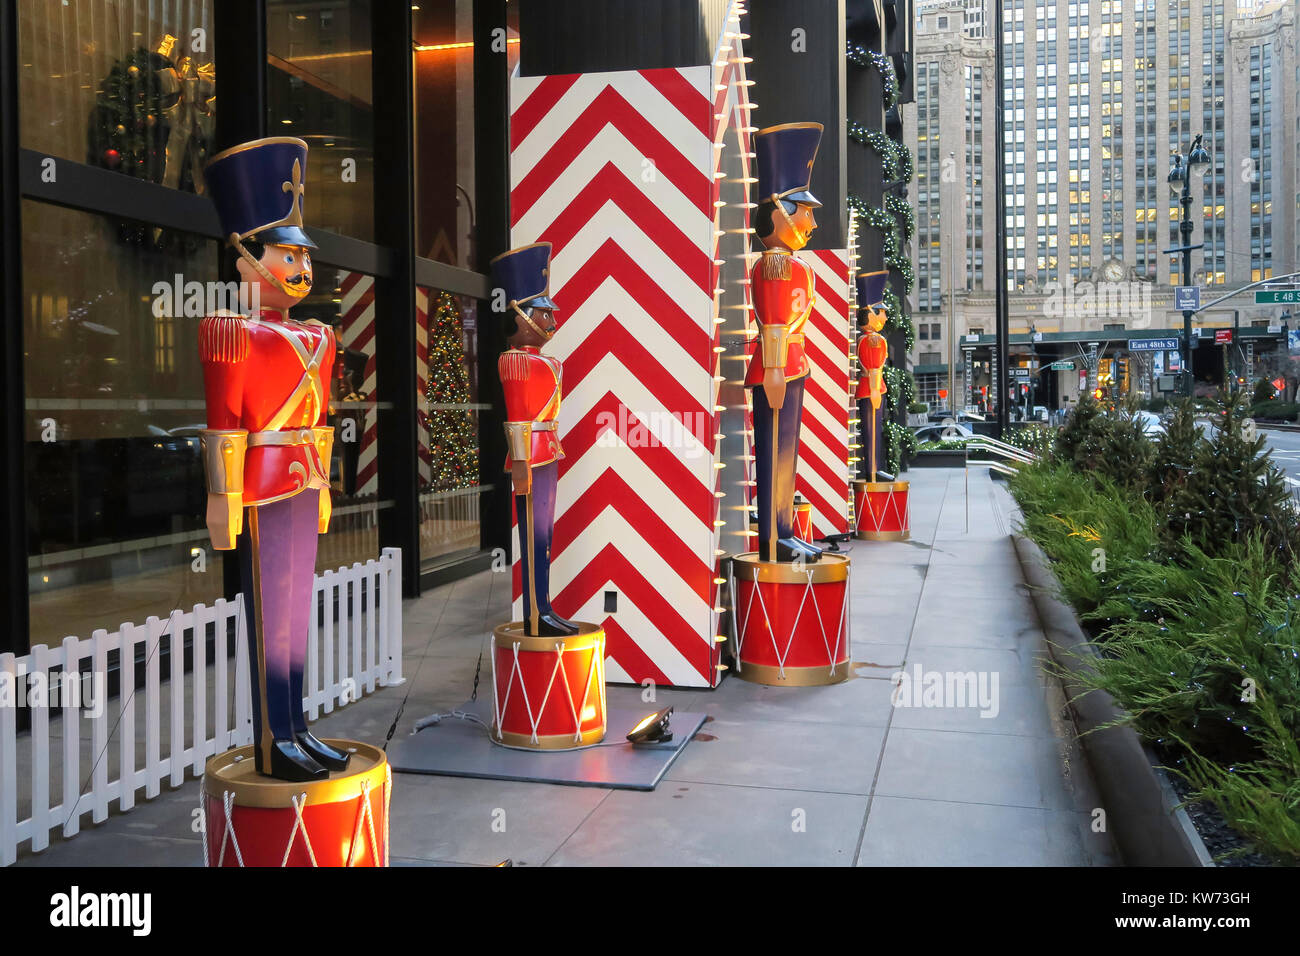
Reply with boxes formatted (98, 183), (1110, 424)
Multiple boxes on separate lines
(1166, 133), (1210, 397)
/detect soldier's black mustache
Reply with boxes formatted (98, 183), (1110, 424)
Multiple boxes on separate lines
(284, 273), (312, 287)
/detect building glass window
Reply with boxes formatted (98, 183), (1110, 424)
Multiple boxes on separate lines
(19, 0), (217, 192)
(267, 0), (375, 241)
(419, 288), (483, 569)
(22, 202), (220, 649)
(413, 2), (480, 270)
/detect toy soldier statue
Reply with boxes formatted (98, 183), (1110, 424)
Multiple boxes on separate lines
(745, 122), (824, 563)
(199, 136), (349, 782)
(856, 270), (890, 481)
(493, 243), (579, 638)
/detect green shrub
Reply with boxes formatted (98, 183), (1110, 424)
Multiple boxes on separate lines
(1149, 399), (1204, 505)
(1249, 399), (1300, 422)
(1164, 390), (1300, 563)
(1253, 377), (1278, 405)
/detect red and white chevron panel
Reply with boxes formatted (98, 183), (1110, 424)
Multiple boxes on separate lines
(508, 32), (752, 685)
(415, 287), (433, 488)
(339, 271), (378, 496)
(797, 249), (852, 538)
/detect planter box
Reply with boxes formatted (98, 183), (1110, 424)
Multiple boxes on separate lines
(1012, 535), (1214, 867)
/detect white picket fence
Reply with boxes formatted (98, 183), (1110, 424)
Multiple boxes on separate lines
(0, 548), (404, 866)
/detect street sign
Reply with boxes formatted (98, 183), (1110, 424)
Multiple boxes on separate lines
(1255, 290), (1300, 304)
(1214, 329), (1233, 345)
(1158, 375), (1178, 392)
(1128, 338), (1179, 351)
(1268, 324), (1283, 334)
(1010, 368), (1030, 379)
(1175, 286), (1201, 311)
(1049, 360), (1075, 371)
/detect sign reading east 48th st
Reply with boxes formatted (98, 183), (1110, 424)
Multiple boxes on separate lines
(1255, 289), (1300, 304)
(1129, 338), (1179, 351)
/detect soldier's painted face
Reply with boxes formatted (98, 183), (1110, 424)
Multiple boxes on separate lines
(863, 304), (887, 333)
(237, 242), (313, 309)
(764, 200), (818, 251)
(263, 243), (313, 298)
(530, 307), (558, 337)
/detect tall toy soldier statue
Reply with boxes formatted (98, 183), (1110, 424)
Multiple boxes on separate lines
(852, 269), (912, 542)
(493, 243), (579, 638)
(855, 270), (891, 481)
(485, 244), (607, 751)
(199, 136), (350, 782)
(745, 122), (824, 564)
(732, 123), (853, 687)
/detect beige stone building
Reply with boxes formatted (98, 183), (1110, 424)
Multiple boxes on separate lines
(902, 0), (1299, 410)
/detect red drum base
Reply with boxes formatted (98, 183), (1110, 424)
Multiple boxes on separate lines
(492, 621), (607, 750)
(854, 480), (910, 541)
(731, 552), (851, 686)
(202, 740), (390, 867)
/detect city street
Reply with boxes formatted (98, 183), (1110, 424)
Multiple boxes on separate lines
(1261, 427), (1300, 491)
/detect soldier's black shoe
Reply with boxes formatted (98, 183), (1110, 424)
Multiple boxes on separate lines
(791, 535), (824, 559)
(258, 739), (328, 782)
(296, 731), (351, 772)
(760, 537), (824, 563)
(528, 613), (581, 637)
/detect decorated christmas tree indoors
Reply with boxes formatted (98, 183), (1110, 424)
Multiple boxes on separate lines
(426, 292), (480, 492)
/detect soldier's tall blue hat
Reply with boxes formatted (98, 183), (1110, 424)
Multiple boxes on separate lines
(755, 123), (823, 208)
(857, 270), (889, 309)
(205, 136), (316, 249)
(490, 242), (557, 312)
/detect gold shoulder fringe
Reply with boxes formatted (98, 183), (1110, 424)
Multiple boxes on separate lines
(762, 250), (792, 280)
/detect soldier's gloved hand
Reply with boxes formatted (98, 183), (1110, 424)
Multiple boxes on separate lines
(318, 487), (332, 534)
(762, 365), (787, 411)
(511, 460), (533, 497)
(206, 492), (243, 551)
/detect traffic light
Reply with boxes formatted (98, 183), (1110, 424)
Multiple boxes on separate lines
(1092, 387), (1105, 401)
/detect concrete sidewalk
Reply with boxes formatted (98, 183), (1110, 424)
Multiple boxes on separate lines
(12, 467), (1117, 867)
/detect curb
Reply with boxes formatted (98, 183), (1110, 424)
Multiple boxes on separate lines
(1012, 534), (1214, 867)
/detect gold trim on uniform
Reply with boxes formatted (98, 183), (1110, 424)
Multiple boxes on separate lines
(203, 740), (387, 808)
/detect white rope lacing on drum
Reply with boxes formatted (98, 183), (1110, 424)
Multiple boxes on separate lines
(525, 642), (566, 744)
(345, 778), (381, 867)
(282, 792), (319, 867)
(199, 786), (209, 866)
(218, 789), (246, 868)
(383, 763), (392, 867)
(494, 642), (525, 741)
(734, 563), (754, 671)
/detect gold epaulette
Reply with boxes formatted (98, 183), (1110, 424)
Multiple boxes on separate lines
(762, 249), (792, 280)
(500, 350), (532, 382)
(199, 311), (250, 364)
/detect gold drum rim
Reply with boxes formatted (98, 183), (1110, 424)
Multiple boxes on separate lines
(854, 479), (910, 493)
(492, 620), (605, 654)
(732, 551), (850, 584)
(735, 661), (852, 686)
(202, 739), (387, 808)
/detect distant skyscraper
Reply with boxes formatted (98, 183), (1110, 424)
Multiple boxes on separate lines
(902, 0), (1297, 406)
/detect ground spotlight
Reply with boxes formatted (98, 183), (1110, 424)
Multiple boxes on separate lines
(627, 706), (674, 745)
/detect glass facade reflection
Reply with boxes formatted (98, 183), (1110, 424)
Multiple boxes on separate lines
(22, 201), (221, 646)
(267, 0), (374, 241)
(20, 0), (217, 193)
(6, 1), (506, 653)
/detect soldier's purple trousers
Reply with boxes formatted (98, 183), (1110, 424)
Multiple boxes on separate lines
(237, 489), (319, 753)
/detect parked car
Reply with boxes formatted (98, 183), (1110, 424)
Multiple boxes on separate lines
(913, 422), (977, 443)
(1135, 410), (1165, 437)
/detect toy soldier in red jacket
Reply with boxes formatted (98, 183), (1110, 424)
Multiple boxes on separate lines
(493, 243), (579, 638)
(856, 270), (890, 481)
(199, 136), (349, 782)
(745, 123), (824, 563)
